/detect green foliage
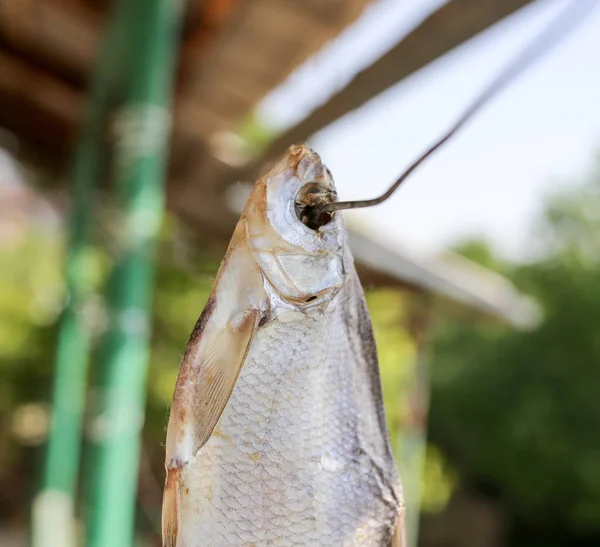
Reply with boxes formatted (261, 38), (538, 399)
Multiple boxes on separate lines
(420, 444), (458, 513)
(0, 219), (64, 517)
(366, 289), (415, 451)
(236, 113), (277, 156)
(451, 237), (510, 275)
(144, 225), (214, 449)
(3, 157), (600, 546)
(429, 167), (600, 536)
(366, 289), (456, 514)
(0, 212), (217, 524)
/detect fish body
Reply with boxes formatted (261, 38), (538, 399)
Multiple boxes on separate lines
(163, 145), (405, 546)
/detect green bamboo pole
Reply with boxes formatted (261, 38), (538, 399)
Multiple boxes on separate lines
(31, 7), (128, 547)
(84, 1), (182, 545)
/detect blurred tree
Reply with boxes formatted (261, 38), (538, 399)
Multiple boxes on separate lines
(237, 113), (277, 156)
(429, 163), (600, 545)
(0, 190), (66, 523)
(367, 289), (457, 516)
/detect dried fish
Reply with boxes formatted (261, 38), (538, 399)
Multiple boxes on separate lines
(162, 144), (405, 546)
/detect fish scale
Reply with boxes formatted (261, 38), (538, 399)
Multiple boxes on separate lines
(163, 145), (404, 547)
(177, 284), (398, 546)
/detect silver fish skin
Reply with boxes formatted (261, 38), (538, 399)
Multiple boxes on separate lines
(163, 145), (405, 547)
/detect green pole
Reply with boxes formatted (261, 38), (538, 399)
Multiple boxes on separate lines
(31, 7), (128, 547)
(84, 1), (182, 545)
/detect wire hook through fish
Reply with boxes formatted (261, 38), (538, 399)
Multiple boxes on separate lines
(316, 0), (596, 214)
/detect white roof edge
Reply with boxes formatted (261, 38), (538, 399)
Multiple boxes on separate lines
(347, 227), (542, 330)
(225, 186), (541, 328)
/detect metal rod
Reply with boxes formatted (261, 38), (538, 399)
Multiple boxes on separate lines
(321, 0), (596, 213)
(30, 7), (128, 547)
(83, 1), (182, 545)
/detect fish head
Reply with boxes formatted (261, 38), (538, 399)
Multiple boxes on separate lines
(244, 144), (347, 304)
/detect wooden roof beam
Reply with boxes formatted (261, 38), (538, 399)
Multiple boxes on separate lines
(0, 49), (82, 166)
(0, 0), (100, 84)
(225, 0), (534, 184)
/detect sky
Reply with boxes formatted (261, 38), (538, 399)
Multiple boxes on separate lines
(256, 0), (600, 261)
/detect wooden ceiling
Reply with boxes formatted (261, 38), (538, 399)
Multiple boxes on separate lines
(0, 0), (372, 169)
(167, 0), (534, 243)
(0, 0), (533, 245)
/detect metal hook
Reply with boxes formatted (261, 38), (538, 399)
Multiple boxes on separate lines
(319, 0), (596, 214)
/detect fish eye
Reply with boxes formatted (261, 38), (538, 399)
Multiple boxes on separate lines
(295, 204), (334, 231)
(295, 182), (336, 231)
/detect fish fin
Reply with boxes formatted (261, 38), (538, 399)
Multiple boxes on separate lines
(165, 231), (267, 462)
(162, 299), (261, 546)
(162, 467), (180, 547)
(390, 505), (407, 547)
(191, 308), (260, 449)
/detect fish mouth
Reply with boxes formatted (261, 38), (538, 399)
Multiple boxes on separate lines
(295, 182), (338, 230)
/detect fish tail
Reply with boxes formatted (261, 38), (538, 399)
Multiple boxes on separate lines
(162, 467), (181, 547)
(390, 504), (407, 547)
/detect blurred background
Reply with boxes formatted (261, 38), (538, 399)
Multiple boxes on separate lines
(1, 0), (599, 546)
